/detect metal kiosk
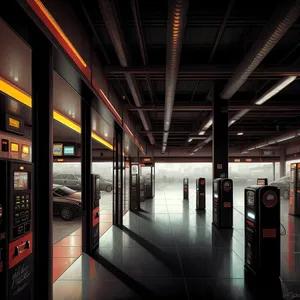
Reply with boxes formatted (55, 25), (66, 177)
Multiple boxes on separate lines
(140, 158), (155, 199)
(212, 178), (233, 228)
(183, 178), (189, 200)
(244, 185), (281, 296)
(130, 163), (140, 211)
(90, 174), (100, 251)
(257, 178), (268, 185)
(0, 159), (33, 300)
(290, 163), (300, 216)
(196, 178), (206, 210)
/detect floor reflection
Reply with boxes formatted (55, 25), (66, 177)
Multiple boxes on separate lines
(53, 183), (300, 299)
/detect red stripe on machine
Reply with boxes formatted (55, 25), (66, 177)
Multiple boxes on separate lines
(263, 229), (276, 238)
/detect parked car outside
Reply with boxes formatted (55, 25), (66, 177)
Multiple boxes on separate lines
(53, 173), (113, 192)
(53, 184), (82, 220)
(269, 176), (290, 200)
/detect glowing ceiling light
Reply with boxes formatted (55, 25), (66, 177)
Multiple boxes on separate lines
(255, 76), (297, 105)
(276, 135), (295, 143)
(228, 120), (236, 126)
(188, 138), (193, 142)
(237, 132), (243, 136)
(199, 131), (205, 135)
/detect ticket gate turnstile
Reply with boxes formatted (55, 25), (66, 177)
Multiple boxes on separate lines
(289, 163), (300, 216)
(196, 178), (206, 210)
(257, 178), (268, 185)
(212, 178), (233, 228)
(0, 159), (33, 300)
(183, 178), (189, 200)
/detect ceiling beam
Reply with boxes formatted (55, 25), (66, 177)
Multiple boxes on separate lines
(128, 105), (300, 111)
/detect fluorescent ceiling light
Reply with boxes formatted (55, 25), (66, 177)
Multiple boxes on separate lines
(190, 152), (194, 155)
(255, 76), (297, 105)
(248, 147), (255, 151)
(188, 138), (193, 142)
(268, 140), (276, 145)
(241, 150), (248, 154)
(228, 120), (236, 126)
(256, 143), (268, 149)
(199, 130), (205, 135)
(237, 132), (243, 136)
(203, 118), (213, 129)
(276, 135), (295, 143)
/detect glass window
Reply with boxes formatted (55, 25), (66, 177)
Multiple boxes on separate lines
(54, 174), (62, 179)
(54, 186), (76, 197)
(67, 174), (76, 180)
(62, 174), (68, 179)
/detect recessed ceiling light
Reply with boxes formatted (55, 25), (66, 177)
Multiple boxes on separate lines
(237, 132), (243, 135)
(104, 133), (108, 137)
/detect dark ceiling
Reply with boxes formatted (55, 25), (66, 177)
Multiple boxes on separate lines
(71, 0), (300, 153)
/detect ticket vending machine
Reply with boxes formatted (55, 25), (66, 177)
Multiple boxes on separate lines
(196, 178), (206, 210)
(130, 163), (140, 211)
(90, 174), (100, 251)
(0, 159), (33, 300)
(212, 178), (233, 228)
(257, 178), (268, 185)
(290, 163), (300, 216)
(183, 178), (189, 200)
(244, 186), (280, 289)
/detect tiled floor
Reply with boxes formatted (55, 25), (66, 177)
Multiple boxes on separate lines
(53, 184), (300, 299)
(52, 192), (113, 282)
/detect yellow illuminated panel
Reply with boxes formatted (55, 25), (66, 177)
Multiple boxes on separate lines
(53, 111), (81, 133)
(92, 132), (113, 150)
(20, 166), (24, 170)
(9, 117), (20, 129)
(143, 158), (151, 162)
(0, 77), (32, 107)
(57, 158), (64, 162)
(22, 145), (29, 155)
(11, 143), (19, 152)
(32, 0), (87, 68)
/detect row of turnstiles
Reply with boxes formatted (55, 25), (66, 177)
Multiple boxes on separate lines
(182, 173), (300, 297)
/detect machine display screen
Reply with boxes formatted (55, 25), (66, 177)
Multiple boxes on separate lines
(246, 191), (255, 207)
(14, 171), (28, 190)
(257, 179), (265, 185)
(63, 146), (75, 155)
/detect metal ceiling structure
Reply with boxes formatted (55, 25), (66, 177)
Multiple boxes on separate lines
(73, 0), (300, 155)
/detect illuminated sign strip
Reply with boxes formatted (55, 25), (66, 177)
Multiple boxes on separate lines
(26, 0), (90, 79)
(1, 77), (145, 153)
(0, 77), (31, 107)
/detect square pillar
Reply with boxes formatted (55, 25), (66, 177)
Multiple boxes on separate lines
(212, 82), (228, 179)
(31, 27), (53, 300)
(81, 85), (92, 253)
(280, 146), (286, 177)
(113, 122), (123, 226)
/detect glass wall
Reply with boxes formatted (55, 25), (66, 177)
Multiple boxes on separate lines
(123, 160), (130, 215)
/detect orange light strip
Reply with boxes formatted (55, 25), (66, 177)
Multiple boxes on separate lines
(125, 124), (134, 137)
(92, 80), (122, 124)
(26, 0), (90, 79)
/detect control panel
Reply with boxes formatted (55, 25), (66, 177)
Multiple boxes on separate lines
(183, 178), (189, 200)
(0, 159), (33, 300)
(91, 174), (100, 251)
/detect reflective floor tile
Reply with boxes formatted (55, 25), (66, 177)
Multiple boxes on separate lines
(96, 246), (183, 278)
(58, 254), (115, 281)
(53, 257), (79, 282)
(178, 247), (244, 279)
(54, 235), (82, 247)
(53, 246), (82, 258)
(186, 279), (254, 300)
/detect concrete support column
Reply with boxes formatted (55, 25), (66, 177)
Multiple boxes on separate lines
(212, 82), (228, 179)
(280, 147), (286, 177)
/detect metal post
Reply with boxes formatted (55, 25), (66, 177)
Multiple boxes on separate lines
(280, 147), (286, 177)
(81, 85), (92, 253)
(212, 82), (228, 180)
(31, 27), (53, 300)
(113, 123), (123, 226)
